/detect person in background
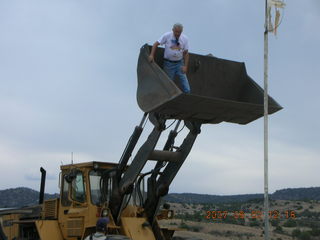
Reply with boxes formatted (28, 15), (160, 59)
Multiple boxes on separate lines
(85, 218), (109, 240)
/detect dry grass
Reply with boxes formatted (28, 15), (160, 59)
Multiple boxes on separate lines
(159, 200), (320, 240)
(161, 219), (293, 240)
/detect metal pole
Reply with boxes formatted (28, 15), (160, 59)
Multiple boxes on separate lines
(264, 0), (270, 239)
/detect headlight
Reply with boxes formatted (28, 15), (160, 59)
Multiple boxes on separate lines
(93, 163), (99, 170)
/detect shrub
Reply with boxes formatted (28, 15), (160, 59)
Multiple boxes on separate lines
(274, 226), (283, 233)
(179, 221), (190, 230)
(298, 231), (311, 240)
(283, 219), (297, 227)
(209, 230), (222, 236)
(237, 218), (245, 226)
(271, 219), (280, 227)
(190, 225), (202, 232)
(223, 216), (238, 225)
(249, 219), (260, 227)
(310, 228), (320, 236)
(292, 228), (301, 239)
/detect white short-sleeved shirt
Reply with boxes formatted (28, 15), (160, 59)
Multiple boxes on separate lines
(157, 31), (189, 61)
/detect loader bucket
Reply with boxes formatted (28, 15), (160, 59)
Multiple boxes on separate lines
(137, 44), (282, 125)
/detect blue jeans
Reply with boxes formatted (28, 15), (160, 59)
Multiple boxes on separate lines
(163, 60), (190, 93)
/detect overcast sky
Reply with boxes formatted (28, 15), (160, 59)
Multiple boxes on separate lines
(0, 0), (319, 195)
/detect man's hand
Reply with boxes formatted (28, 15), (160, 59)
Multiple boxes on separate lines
(149, 42), (159, 63)
(181, 65), (188, 74)
(148, 55), (154, 63)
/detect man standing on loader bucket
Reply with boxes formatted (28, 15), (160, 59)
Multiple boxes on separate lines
(148, 23), (191, 93)
(85, 218), (109, 240)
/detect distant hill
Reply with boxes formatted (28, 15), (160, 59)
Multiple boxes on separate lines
(164, 193), (264, 204)
(0, 187), (319, 208)
(272, 187), (320, 201)
(164, 187), (320, 204)
(0, 187), (59, 208)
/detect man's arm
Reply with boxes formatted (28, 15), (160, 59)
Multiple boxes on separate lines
(148, 41), (160, 62)
(182, 50), (189, 74)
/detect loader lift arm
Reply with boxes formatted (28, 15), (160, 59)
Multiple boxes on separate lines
(144, 121), (201, 223)
(108, 112), (166, 221)
(108, 111), (201, 240)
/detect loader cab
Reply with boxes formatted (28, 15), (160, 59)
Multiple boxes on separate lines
(60, 161), (117, 206)
(58, 162), (118, 239)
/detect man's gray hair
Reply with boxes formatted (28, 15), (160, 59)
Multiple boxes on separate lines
(173, 23), (183, 30)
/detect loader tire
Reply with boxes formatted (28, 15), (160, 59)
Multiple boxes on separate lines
(107, 235), (131, 240)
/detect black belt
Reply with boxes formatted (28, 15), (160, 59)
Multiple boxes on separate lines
(164, 58), (182, 63)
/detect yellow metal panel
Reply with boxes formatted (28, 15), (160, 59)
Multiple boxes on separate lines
(121, 217), (156, 240)
(35, 220), (63, 240)
(67, 218), (83, 237)
(43, 199), (59, 219)
(1, 214), (19, 239)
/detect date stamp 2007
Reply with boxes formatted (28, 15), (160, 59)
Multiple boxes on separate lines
(205, 210), (296, 220)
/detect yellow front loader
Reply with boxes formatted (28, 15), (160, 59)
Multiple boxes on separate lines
(0, 45), (282, 240)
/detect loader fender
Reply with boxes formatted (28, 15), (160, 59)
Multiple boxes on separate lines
(0, 217), (7, 240)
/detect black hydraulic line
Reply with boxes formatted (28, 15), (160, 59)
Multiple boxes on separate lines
(108, 113), (147, 218)
(109, 113), (166, 223)
(136, 171), (152, 206)
(39, 167), (46, 205)
(118, 113), (165, 194)
(118, 113), (148, 173)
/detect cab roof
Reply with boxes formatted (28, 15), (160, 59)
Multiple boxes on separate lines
(60, 161), (119, 170)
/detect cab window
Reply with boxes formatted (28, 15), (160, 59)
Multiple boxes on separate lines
(89, 171), (102, 205)
(61, 175), (71, 206)
(71, 172), (86, 203)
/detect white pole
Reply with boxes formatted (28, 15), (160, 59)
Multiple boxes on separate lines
(263, 0), (270, 240)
